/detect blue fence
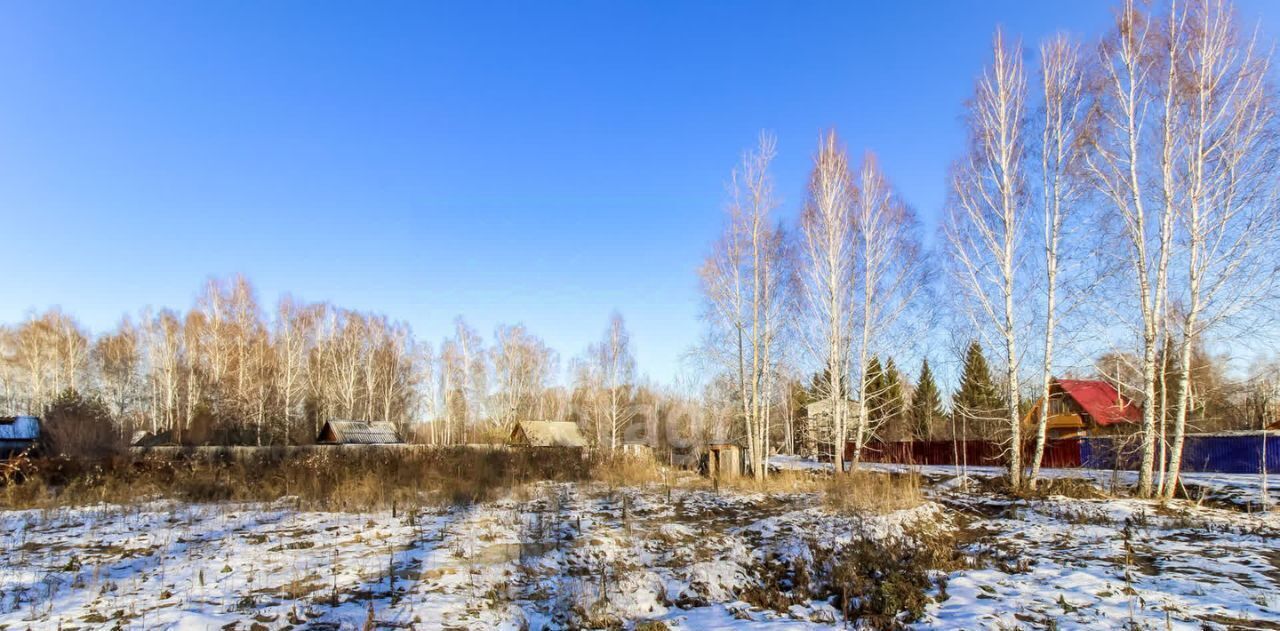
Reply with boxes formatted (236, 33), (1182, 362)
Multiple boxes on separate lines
(1082, 433), (1280, 474)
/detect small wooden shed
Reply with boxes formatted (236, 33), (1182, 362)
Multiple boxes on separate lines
(509, 421), (588, 448)
(706, 442), (743, 479)
(317, 420), (401, 445)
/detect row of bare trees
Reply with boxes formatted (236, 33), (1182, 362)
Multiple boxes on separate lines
(698, 0), (1280, 493)
(0, 276), (691, 450)
(700, 130), (929, 480)
(0, 277), (425, 445)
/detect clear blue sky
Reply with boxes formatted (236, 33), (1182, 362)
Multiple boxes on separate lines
(2, 1), (1278, 382)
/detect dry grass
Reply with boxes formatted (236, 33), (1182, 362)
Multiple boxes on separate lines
(590, 453), (666, 488)
(823, 471), (924, 515)
(713, 469), (829, 494)
(1, 447), (593, 511)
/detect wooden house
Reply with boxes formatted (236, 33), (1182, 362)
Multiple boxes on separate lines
(316, 420), (401, 445)
(1023, 378), (1141, 439)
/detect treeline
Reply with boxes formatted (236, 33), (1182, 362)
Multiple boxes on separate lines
(0, 277), (711, 451)
(697, 0), (1280, 496)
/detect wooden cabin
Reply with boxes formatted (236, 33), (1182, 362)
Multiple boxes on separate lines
(508, 421), (588, 448)
(317, 420), (401, 445)
(1023, 378), (1141, 439)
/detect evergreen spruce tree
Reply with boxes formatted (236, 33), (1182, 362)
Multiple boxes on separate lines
(883, 358), (907, 437)
(862, 356), (887, 427)
(910, 359), (946, 441)
(953, 341), (1005, 439)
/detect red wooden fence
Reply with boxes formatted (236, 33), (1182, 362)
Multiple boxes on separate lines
(848, 437), (1082, 468)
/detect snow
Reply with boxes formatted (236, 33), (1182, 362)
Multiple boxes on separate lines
(771, 454), (1280, 508)
(921, 498), (1280, 629)
(2, 473), (1278, 629)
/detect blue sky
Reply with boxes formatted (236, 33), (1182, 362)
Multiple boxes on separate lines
(2, 1), (1278, 382)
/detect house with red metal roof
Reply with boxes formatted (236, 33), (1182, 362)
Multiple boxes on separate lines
(1023, 378), (1142, 439)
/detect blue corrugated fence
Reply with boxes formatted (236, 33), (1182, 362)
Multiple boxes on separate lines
(1081, 433), (1279, 474)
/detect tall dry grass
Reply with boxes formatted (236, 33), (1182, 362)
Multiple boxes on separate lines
(1, 447), (592, 510)
(822, 470), (924, 514)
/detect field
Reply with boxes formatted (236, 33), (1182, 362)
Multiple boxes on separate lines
(1, 456), (1278, 630)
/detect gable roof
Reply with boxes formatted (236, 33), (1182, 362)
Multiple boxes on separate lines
(0, 416), (40, 441)
(1056, 379), (1142, 427)
(132, 429), (178, 447)
(319, 420), (401, 444)
(511, 421), (587, 448)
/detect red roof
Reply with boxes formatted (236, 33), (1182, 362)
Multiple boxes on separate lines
(1056, 379), (1142, 426)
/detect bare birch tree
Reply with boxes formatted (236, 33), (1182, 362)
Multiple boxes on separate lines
(945, 28), (1030, 488)
(585, 312), (637, 451)
(1162, 0), (1280, 498)
(1085, 0), (1189, 496)
(490, 323), (556, 433)
(798, 131), (856, 473)
(1030, 34), (1088, 484)
(93, 318), (140, 424)
(699, 132), (784, 479)
(848, 154), (927, 467)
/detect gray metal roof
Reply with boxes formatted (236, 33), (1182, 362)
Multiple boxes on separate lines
(0, 416), (39, 441)
(319, 420), (401, 444)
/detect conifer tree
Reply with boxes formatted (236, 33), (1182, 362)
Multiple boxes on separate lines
(882, 358), (906, 437)
(910, 359), (945, 441)
(953, 341), (1005, 439)
(862, 356), (886, 426)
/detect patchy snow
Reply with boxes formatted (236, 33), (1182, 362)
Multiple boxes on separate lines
(2, 476), (1278, 629)
(0, 484), (944, 629)
(923, 497), (1280, 629)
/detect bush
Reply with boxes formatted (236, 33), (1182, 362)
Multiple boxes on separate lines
(41, 389), (125, 459)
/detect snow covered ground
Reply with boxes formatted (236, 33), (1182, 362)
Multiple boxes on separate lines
(2, 472), (1278, 629)
(772, 454), (1280, 508)
(0, 484), (940, 630)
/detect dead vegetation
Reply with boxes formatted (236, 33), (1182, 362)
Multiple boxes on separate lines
(738, 524), (962, 630)
(1, 448), (596, 510)
(823, 470), (924, 514)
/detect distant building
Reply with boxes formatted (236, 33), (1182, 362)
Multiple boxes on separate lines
(316, 420), (402, 445)
(0, 415), (40, 456)
(508, 421), (588, 448)
(619, 441), (654, 461)
(706, 442), (743, 478)
(804, 397), (857, 420)
(1023, 378), (1142, 439)
(131, 429), (178, 448)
